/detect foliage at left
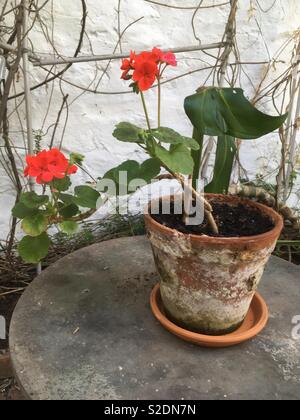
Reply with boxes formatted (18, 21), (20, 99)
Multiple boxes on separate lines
(12, 149), (101, 263)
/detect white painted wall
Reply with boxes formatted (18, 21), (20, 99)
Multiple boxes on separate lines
(1, 0), (300, 239)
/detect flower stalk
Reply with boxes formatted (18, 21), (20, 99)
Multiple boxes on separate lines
(119, 47), (219, 234)
(140, 92), (152, 131)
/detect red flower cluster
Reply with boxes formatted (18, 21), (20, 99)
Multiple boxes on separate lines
(24, 148), (78, 184)
(121, 47), (177, 92)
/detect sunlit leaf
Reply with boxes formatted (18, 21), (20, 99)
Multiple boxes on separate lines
(18, 233), (50, 264)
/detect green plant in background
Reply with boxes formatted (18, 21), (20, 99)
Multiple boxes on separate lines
(184, 87), (288, 193)
(12, 149), (101, 263)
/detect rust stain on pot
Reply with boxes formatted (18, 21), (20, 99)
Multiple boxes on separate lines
(145, 194), (284, 336)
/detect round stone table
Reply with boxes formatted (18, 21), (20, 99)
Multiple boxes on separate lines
(10, 236), (300, 400)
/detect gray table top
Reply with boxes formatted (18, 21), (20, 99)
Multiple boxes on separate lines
(10, 236), (300, 400)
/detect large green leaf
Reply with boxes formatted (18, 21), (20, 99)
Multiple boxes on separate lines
(58, 202), (80, 218)
(151, 127), (200, 150)
(154, 143), (194, 175)
(18, 232), (50, 264)
(138, 158), (161, 182)
(20, 192), (49, 209)
(12, 202), (38, 219)
(113, 122), (145, 143)
(100, 159), (161, 196)
(73, 186), (100, 208)
(58, 193), (74, 204)
(205, 136), (237, 194)
(22, 213), (48, 237)
(184, 87), (288, 139)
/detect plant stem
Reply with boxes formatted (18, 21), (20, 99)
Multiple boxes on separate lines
(179, 174), (219, 234)
(140, 92), (151, 131)
(53, 208), (97, 224)
(49, 183), (60, 220)
(138, 75), (218, 234)
(157, 76), (161, 127)
(163, 167), (219, 235)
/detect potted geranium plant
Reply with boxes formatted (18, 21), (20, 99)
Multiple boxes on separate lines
(12, 148), (101, 264)
(105, 47), (287, 338)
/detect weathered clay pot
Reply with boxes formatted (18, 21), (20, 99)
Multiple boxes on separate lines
(144, 194), (283, 336)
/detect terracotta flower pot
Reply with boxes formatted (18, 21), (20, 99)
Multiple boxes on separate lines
(144, 194), (283, 336)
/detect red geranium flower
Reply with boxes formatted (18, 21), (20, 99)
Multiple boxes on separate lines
(120, 47), (177, 91)
(120, 50), (136, 80)
(132, 58), (159, 91)
(151, 47), (164, 63)
(24, 148), (78, 185)
(137, 48), (164, 64)
(139, 48), (177, 67)
(162, 51), (177, 67)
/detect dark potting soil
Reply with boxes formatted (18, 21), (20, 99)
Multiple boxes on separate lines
(151, 200), (275, 237)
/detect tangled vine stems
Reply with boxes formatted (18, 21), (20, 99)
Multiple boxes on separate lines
(7, 0), (87, 101)
(0, 3), (25, 256)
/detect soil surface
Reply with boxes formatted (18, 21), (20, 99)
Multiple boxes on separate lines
(152, 201), (275, 237)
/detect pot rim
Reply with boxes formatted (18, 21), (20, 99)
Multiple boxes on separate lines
(144, 193), (284, 245)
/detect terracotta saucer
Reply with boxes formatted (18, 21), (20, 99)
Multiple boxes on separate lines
(150, 284), (269, 348)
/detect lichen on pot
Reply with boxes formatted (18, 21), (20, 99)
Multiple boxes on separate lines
(145, 194), (284, 336)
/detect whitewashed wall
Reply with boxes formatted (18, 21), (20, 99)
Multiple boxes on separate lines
(1, 0), (300, 238)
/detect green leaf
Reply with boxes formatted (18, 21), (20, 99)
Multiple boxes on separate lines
(20, 192), (49, 209)
(154, 143), (194, 175)
(139, 159), (161, 182)
(73, 186), (100, 208)
(151, 127), (200, 150)
(52, 176), (71, 192)
(58, 203), (80, 218)
(58, 193), (74, 204)
(22, 213), (48, 237)
(205, 136), (237, 194)
(113, 122), (145, 143)
(12, 202), (38, 219)
(104, 160), (140, 183)
(18, 233), (51, 264)
(59, 221), (79, 235)
(100, 159), (161, 196)
(184, 87), (288, 139)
